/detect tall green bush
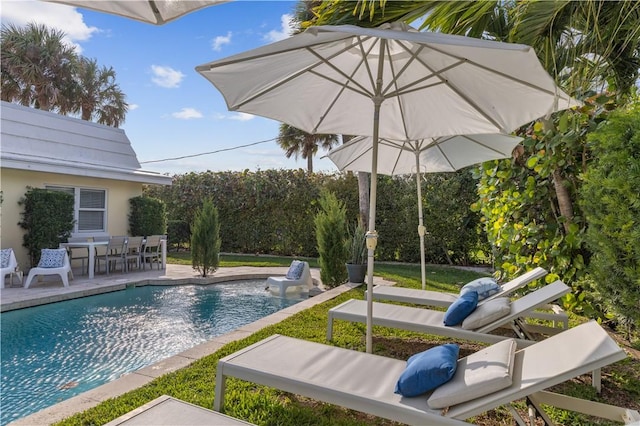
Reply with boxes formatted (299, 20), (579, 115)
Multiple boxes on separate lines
(191, 198), (221, 277)
(18, 187), (74, 266)
(128, 196), (167, 237)
(314, 190), (348, 287)
(580, 105), (640, 336)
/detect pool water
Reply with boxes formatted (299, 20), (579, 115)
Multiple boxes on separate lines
(0, 280), (304, 425)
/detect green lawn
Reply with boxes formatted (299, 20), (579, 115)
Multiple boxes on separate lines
(55, 255), (639, 426)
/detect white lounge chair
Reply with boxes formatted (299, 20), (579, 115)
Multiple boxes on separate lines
(1, 248), (22, 288)
(266, 260), (312, 297)
(214, 321), (639, 425)
(372, 267), (548, 307)
(327, 280), (571, 346)
(24, 248), (74, 288)
(371, 267), (568, 330)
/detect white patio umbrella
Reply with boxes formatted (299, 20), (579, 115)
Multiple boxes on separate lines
(195, 22), (579, 352)
(45, 0), (228, 25)
(324, 133), (523, 291)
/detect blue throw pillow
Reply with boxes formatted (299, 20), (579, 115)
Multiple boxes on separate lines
(37, 249), (66, 268)
(443, 291), (478, 326)
(285, 260), (305, 280)
(0, 249), (12, 268)
(394, 344), (459, 397)
(460, 277), (500, 300)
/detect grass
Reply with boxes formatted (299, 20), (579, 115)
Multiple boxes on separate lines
(54, 254), (640, 426)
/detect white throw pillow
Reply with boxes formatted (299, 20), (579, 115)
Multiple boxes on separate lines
(459, 277), (500, 300)
(461, 297), (511, 330)
(0, 249), (12, 268)
(427, 338), (517, 409)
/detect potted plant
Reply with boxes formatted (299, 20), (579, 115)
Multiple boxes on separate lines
(345, 221), (367, 283)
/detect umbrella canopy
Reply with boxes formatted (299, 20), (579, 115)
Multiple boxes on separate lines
(196, 22), (579, 353)
(325, 133), (523, 290)
(45, 0), (228, 25)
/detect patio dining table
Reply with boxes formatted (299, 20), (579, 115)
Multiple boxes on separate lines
(59, 240), (108, 279)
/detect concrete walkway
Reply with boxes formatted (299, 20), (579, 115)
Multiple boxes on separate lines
(2, 264), (392, 426)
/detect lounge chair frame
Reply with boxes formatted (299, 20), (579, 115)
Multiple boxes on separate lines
(214, 321), (639, 425)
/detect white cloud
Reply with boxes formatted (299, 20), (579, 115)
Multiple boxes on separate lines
(128, 103), (140, 111)
(229, 112), (254, 121)
(150, 65), (185, 88)
(212, 112), (255, 121)
(264, 14), (294, 42)
(172, 108), (203, 120)
(211, 31), (232, 51)
(0, 0), (98, 54)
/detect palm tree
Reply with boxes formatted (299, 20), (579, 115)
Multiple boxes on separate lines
(1, 22), (78, 113)
(277, 123), (339, 173)
(74, 57), (128, 127)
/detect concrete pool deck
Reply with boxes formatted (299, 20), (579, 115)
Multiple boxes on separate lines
(2, 263), (394, 426)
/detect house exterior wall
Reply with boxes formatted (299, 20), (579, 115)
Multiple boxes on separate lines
(0, 168), (143, 269)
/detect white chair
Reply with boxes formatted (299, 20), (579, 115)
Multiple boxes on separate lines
(141, 235), (162, 270)
(266, 260), (312, 297)
(96, 236), (128, 274)
(125, 236), (144, 272)
(65, 236), (90, 275)
(1, 248), (22, 288)
(24, 248), (74, 288)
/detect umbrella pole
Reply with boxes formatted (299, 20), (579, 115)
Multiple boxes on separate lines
(416, 153), (426, 290)
(365, 41), (386, 354)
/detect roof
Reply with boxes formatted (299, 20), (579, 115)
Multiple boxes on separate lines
(0, 101), (172, 185)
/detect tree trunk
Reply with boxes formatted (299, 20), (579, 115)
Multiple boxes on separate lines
(307, 155), (313, 173)
(553, 169), (573, 233)
(357, 171), (369, 228)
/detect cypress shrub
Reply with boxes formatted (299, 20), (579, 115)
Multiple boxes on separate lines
(191, 198), (221, 277)
(580, 105), (640, 336)
(314, 190), (348, 287)
(18, 187), (74, 267)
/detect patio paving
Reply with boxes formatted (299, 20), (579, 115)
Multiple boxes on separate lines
(1, 262), (392, 426)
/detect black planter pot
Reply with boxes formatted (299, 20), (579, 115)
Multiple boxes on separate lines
(346, 263), (367, 284)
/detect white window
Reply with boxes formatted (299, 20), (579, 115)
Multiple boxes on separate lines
(46, 186), (107, 233)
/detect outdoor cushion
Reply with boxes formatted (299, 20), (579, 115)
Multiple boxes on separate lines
(427, 338), (517, 409)
(461, 297), (511, 330)
(37, 249), (66, 268)
(0, 249), (11, 268)
(460, 277), (500, 300)
(285, 260), (305, 280)
(394, 343), (459, 397)
(443, 291), (478, 326)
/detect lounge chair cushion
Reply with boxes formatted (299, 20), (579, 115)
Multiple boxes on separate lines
(461, 297), (511, 330)
(0, 249), (12, 268)
(394, 343), (459, 397)
(427, 338), (517, 409)
(443, 291), (478, 326)
(37, 248), (66, 268)
(285, 260), (305, 279)
(460, 277), (500, 300)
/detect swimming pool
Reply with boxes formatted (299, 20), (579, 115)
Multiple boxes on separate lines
(0, 280), (304, 425)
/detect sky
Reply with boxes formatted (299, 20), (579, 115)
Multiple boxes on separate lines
(0, 0), (343, 175)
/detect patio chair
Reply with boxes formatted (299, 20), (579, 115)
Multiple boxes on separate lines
(214, 321), (639, 425)
(371, 267), (568, 330)
(24, 248), (74, 288)
(65, 236), (91, 275)
(125, 236), (145, 272)
(266, 260), (312, 297)
(96, 236), (127, 274)
(327, 280), (571, 346)
(1, 248), (22, 288)
(141, 235), (162, 270)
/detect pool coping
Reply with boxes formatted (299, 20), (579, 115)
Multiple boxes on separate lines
(4, 264), (389, 426)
